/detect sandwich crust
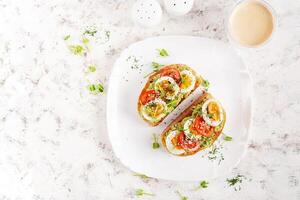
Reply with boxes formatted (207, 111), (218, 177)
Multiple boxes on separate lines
(137, 64), (203, 126)
(161, 93), (226, 156)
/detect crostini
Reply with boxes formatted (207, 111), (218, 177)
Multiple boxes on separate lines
(161, 93), (226, 156)
(137, 64), (204, 126)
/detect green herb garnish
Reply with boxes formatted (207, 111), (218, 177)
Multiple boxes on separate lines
(152, 134), (160, 149)
(207, 144), (224, 164)
(223, 133), (233, 141)
(226, 174), (248, 191)
(64, 34), (70, 40)
(176, 190), (188, 200)
(202, 80), (210, 88)
(88, 65), (96, 72)
(134, 189), (155, 197)
(195, 181), (209, 190)
(157, 48), (169, 57)
(133, 173), (150, 180)
(105, 30), (111, 40)
(152, 62), (163, 71)
(69, 45), (85, 55)
(82, 38), (89, 45)
(83, 28), (97, 36)
(89, 83), (104, 94)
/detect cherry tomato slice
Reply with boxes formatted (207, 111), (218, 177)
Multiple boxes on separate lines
(159, 66), (181, 83)
(191, 116), (212, 137)
(177, 132), (199, 150)
(139, 90), (159, 105)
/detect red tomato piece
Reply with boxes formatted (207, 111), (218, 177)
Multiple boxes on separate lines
(159, 66), (181, 83)
(139, 90), (159, 105)
(177, 132), (200, 150)
(191, 116), (212, 137)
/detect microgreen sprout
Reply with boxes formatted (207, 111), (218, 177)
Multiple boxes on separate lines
(176, 190), (188, 200)
(223, 133), (233, 141)
(134, 188), (155, 197)
(133, 173), (150, 180)
(202, 80), (210, 89)
(88, 83), (104, 94)
(152, 133), (160, 149)
(64, 34), (70, 40)
(157, 48), (169, 57)
(195, 180), (209, 190)
(88, 65), (97, 72)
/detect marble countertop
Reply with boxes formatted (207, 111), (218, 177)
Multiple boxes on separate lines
(0, 0), (299, 199)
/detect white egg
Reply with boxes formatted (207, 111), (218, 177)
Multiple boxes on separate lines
(183, 118), (202, 140)
(141, 98), (167, 122)
(164, 0), (194, 16)
(154, 76), (180, 100)
(180, 70), (196, 94)
(131, 0), (162, 27)
(202, 99), (224, 127)
(165, 130), (186, 155)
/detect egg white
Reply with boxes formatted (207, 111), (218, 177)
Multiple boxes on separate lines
(201, 99), (224, 127)
(165, 130), (186, 155)
(141, 98), (167, 122)
(183, 118), (202, 140)
(180, 70), (196, 94)
(154, 76), (179, 100)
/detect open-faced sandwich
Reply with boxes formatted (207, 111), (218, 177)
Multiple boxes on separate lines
(137, 64), (204, 126)
(161, 93), (226, 156)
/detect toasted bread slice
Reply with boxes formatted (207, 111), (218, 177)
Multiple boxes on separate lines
(137, 64), (204, 126)
(161, 93), (226, 156)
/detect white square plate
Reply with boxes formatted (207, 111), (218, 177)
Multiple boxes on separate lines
(107, 36), (252, 181)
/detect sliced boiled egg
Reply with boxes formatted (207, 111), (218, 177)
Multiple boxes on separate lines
(165, 130), (186, 155)
(180, 70), (196, 94)
(183, 118), (202, 140)
(154, 76), (179, 100)
(141, 98), (167, 122)
(202, 99), (224, 127)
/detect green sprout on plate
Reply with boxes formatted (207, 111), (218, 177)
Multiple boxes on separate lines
(88, 83), (104, 94)
(152, 133), (160, 149)
(222, 133), (233, 141)
(134, 188), (155, 197)
(157, 48), (169, 57)
(176, 190), (188, 200)
(202, 80), (210, 89)
(195, 180), (209, 190)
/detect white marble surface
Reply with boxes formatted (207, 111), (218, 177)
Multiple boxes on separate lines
(0, 0), (299, 199)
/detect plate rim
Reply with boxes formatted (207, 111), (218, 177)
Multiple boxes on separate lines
(106, 35), (253, 181)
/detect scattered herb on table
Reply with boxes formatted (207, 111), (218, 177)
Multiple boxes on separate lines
(88, 83), (104, 94)
(133, 173), (150, 180)
(83, 27), (97, 36)
(82, 37), (90, 45)
(226, 174), (249, 191)
(176, 190), (188, 200)
(105, 30), (111, 40)
(223, 133), (233, 141)
(64, 34), (70, 40)
(152, 133), (160, 149)
(88, 65), (97, 72)
(157, 48), (169, 57)
(134, 188), (155, 197)
(195, 180), (209, 190)
(207, 144), (224, 165)
(202, 80), (210, 89)
(69, 45), (85, 55)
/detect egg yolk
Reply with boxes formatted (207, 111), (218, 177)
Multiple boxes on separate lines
(157, 80), (176, 98)
(207, 102), (221, 121)
(146, 102), (164, 117)
(180, 74), (192, 89)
